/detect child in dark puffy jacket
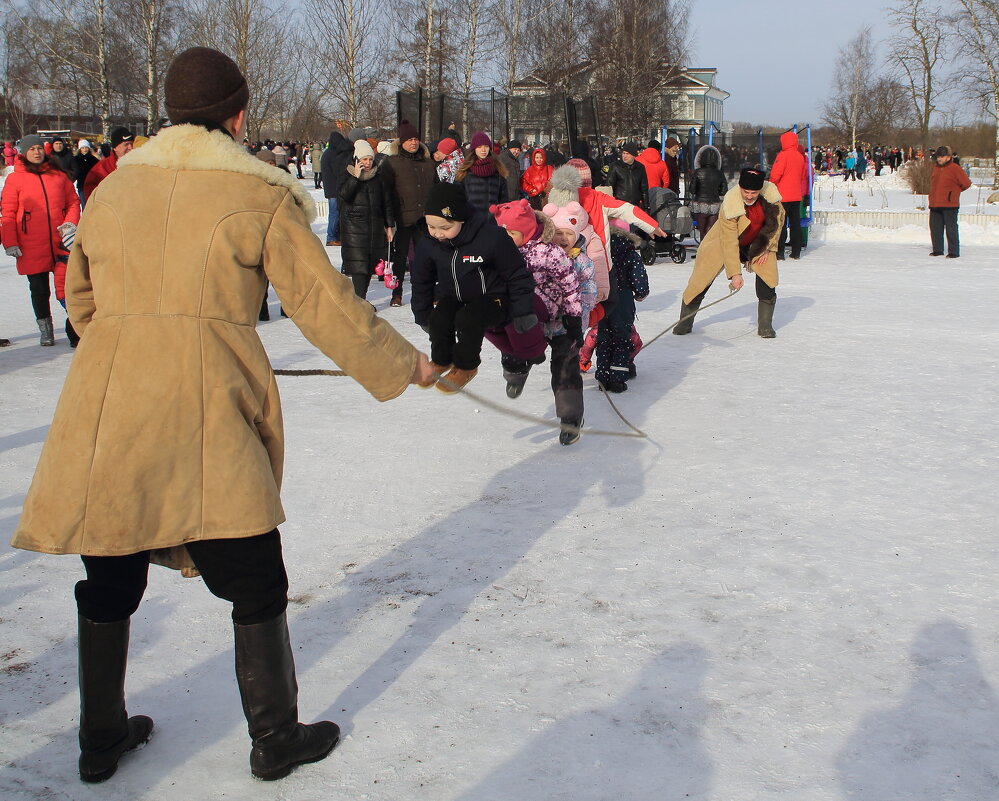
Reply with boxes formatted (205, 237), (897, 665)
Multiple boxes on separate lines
(596, 233), (649, 393)
(487, 198), (585, 444)
(410, 182), (537, 392)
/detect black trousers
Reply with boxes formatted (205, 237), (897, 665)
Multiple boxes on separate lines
(75, 530), (289, 625)
(778, 200), (802, 258)
(691, 274), (775, 305)
(349, 273), (372, 298)
(929, 207), (960, 257)
(428, 294), (507, 369)
(548, 333), (583, 420)
(27, 272), (52, 319)
(391, 225), (422, 296)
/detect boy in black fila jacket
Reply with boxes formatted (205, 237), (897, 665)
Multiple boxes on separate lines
(411, 182), (538, 392)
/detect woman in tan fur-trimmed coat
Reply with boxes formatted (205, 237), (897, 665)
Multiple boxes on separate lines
(673, 168), (785, 338)
(11, 47), (434, 785)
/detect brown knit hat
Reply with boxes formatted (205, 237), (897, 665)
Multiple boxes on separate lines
(164, 47), (249, 125)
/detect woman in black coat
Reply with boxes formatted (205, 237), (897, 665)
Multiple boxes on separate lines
(454, 131), (509, 212)
(338, 140), (395, 299)
(71, 140), (99, 205)
(689, 145), (728, 238)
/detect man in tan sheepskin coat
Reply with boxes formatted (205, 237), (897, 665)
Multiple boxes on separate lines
(11, 47), (433, 783)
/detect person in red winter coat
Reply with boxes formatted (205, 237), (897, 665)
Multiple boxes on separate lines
(928, 145), (972, 258)
(82, 127), (135, 201)
(521, 148), (553, 209)
(768, 130), (805, 259)
(1, 134), (80, 345)
(636, 140), (669, 189)
(3, 141), (15, 167)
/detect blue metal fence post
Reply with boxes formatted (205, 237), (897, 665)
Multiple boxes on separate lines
(805, 124), (813, 226)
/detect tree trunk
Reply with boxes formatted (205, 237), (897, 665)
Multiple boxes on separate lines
(145, 0), (159, 133)
(95, 0), (111, 138)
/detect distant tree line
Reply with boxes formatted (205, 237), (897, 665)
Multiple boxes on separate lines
(0, 0), (690, 143)
(820, 0), (999, 186)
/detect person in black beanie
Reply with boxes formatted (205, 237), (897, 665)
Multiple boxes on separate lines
(12, 44), (434, 785)
(411, 181), (537, 392)
(673, 167), (785, 338)
(607, 142), (649, 210)
(82, 126), (135, 201)
(50, 137), (75, 177)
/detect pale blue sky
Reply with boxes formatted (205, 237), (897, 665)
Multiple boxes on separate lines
(687, 0), (892, 126)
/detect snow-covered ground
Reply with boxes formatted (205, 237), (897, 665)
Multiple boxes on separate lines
(2, 184), (999, 800)
(810, 168), (999, 216)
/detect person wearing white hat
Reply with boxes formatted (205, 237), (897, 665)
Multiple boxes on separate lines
(72, 140), (98, 205)
(338, 138), (394, 298)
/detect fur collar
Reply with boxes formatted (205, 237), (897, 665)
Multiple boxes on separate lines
(610, 229), (646, 249)
(720, 180), (782, 221)
(119, 125), (317, 222)
(530, 209), (556, 244)
(744, 198), (780, 261)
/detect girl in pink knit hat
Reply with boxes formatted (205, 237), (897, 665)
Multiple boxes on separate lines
(488, 199), (586, 445)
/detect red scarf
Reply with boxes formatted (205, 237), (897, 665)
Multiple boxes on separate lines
(738, 200), (766, 247)
(470, 157), (496, 178)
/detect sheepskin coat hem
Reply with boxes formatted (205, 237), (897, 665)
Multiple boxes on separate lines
(681, 181), (784, 304)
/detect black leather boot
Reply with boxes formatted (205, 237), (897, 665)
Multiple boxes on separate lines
(78, 616), (154, 782)
(758, 299), (776, 338)
(673, 297), (703, 335)
(234, 613), (340, 781)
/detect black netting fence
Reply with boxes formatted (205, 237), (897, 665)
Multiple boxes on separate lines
(396, 90), (424, 140)
(430, 89), (509, 144)
(397, 89), (510, 144)
(395, 88), (601, 153)
(509, 94), (565, 149)
(566, 96), (601, 156)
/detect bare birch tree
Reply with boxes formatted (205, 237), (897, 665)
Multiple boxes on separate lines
(952, 0), (999, 187)
(520, 0), (582, 95)
(886, 0), (946, 150)
(586, 0), (689, 138)
(493, 0), (525, 97)
(311, 0), (383, 126)
(118, 0), (181, 132)
(388, 0), (459, 137)
(453, 0), (501, 137)
(179, 0), (302, 141)
(0, 9), (37, 139)
(10, 0), (115, 136)
(822, 28), (876, 149)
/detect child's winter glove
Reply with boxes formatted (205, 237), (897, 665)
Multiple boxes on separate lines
(5, 245), (22, 258)
(512, 313), (538, 334)
(57, 222), (77, 250)
(562, 315), (583, 347)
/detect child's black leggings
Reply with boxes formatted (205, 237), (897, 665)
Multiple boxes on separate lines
(428, 294), (507, 369)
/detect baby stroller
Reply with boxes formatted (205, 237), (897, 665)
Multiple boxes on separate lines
(641, 187), (693, 265)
